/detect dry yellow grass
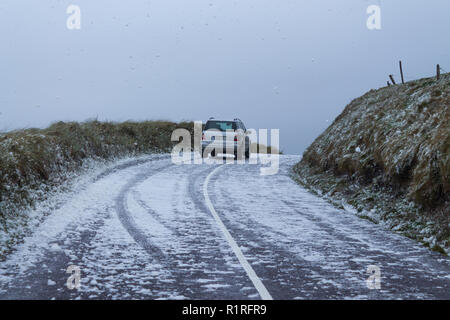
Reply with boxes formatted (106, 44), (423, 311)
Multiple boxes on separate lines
(251, 143), (282, 154)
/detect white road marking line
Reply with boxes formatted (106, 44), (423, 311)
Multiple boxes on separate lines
(203, 165), (273, 300)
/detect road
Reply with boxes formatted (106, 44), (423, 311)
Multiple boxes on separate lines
(0, 155), (449, 299)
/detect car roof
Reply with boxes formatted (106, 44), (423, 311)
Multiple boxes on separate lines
(206, 119), (241, 123)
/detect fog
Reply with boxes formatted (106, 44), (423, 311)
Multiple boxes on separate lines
(0, 0), (449, 154)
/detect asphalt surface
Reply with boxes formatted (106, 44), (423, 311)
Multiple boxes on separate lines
(0, 155), (448, 299)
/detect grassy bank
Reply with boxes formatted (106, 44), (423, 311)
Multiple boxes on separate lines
(251, 143), (282, 155)
(293, 73), (449, 254)
(0, 120), (193, 258)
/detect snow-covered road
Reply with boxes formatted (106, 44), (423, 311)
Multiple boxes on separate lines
(0, 155), (449, 299)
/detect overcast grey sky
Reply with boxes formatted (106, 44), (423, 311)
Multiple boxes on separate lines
(0, 0), (449, 153)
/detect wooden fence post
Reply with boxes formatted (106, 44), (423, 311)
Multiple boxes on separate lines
(389, 74), (396, 85)
(399, 61), (405, 84)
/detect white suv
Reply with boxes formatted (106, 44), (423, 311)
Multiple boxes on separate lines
(201, 118), (251, 159)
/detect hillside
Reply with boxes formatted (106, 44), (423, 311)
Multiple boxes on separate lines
(0, 120), (193, 258)
(293, 73), (449, 253)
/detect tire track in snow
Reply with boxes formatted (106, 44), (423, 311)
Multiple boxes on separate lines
(114, 161), (202, 298)
(205, 163), (358, 299)
(206, 158), (450, 299)
(115, 162), (175, 264)
(131, 163), (260, 299)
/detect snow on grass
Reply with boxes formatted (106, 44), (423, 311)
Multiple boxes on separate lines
(294, 73), (449, 254)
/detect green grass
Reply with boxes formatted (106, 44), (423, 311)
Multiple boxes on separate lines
(431, 245), (447, 255)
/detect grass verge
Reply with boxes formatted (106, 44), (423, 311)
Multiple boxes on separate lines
(0, 120), (193, 259)
(292, 73), (449, 254)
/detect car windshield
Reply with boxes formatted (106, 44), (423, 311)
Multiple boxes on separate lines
(205, 121), (237, 131)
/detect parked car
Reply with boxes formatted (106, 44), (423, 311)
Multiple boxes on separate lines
(201, 118), (251, 159)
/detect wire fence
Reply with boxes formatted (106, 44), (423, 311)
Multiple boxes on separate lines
(386, 62), (447, 85)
